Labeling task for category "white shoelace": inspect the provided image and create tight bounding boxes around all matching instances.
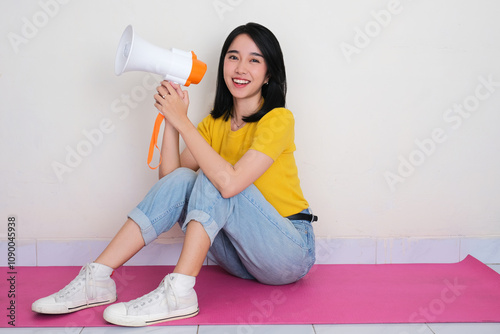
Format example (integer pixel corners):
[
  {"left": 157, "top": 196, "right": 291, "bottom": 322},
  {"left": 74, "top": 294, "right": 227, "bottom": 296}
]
[
  {"left": 57, "top": 264, "right": 96, "bottom": 301},
  {"left": 130, "top": 276, "right": 178, "bottom": 311},
  {"left": 166, "top": 276, "right": 179, "bottom": 309}
]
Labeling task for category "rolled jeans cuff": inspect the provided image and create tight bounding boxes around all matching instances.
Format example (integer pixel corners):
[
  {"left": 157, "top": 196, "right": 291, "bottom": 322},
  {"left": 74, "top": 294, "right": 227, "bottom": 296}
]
[
  {"left": 128, "top": 207, "right": 158, "bottom": 245},
  {"left": 182, "top": 209, "right": 221, "bottom": 245}
]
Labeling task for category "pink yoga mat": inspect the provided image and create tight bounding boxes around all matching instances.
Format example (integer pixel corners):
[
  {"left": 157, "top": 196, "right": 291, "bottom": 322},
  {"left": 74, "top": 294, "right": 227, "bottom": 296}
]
[{"left": 2, "top": 255, "right": 500, "bottom": 327}]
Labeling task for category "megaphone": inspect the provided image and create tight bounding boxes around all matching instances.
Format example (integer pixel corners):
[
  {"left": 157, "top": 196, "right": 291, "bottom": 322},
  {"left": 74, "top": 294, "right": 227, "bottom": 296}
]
[
  {"left": 114, "top": 25, "right": 207, "bottom": 170},
  {"left": 115, "top": 25, "right": 207, "bottom": 86}
]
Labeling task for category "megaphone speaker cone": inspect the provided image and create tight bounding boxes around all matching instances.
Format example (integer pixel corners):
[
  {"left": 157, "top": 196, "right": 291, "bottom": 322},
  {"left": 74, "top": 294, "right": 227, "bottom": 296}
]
[{"left": 115, "top": 25, "right": 134, "bottom": 75}]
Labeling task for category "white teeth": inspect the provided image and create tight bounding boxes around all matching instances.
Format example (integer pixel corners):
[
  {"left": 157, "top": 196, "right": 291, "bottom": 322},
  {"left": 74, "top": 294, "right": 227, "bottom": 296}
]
[{"left": 233, "top": 79, "right": 250, "bottom": 84}]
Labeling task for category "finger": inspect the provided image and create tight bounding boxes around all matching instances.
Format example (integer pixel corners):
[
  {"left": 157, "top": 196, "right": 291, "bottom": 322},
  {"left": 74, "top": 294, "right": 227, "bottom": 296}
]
[
  {"left": 154, "top": 101, "right": 164, "bottom": 115},
  {"left": 159, "top": 80, "right": 169, "bottom": 90},
  {"left": 154, "top": 93, "right": 163, "bottom": 104},
  {"left": 164, "top": 81, "right": 176, "bottom": 96},
  {"left": 169, "top": 82, "right": 184, "bottom": 98},
  {"left": 157, "top": 86, "right": 168, "bottom": 99},
  {"left": 158, "top": 80, "right": 174, "bottom": 94}
]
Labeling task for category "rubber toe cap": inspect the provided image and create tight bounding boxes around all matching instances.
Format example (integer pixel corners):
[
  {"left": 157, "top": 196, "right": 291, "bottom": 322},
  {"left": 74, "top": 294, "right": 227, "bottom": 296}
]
[{"left": 32, "top": 295, "right": 66, "bottom": 314}]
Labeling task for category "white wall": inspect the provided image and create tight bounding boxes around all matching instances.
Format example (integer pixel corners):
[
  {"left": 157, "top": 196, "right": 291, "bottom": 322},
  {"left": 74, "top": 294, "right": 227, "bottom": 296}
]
[{"left": 1, "top": 0, "right": 500, "bottom": 247}]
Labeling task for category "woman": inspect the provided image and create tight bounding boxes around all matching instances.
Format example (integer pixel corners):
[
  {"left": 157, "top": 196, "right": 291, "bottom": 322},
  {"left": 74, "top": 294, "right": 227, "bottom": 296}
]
[{"left": 32, "top": 22, "right": 317, "bottom": 327}]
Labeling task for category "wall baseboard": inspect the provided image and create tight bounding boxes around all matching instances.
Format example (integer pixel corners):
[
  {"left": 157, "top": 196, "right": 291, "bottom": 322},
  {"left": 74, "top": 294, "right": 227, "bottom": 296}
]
[{"left": 2, "top": 236, "right": 499, "bottom": 267}]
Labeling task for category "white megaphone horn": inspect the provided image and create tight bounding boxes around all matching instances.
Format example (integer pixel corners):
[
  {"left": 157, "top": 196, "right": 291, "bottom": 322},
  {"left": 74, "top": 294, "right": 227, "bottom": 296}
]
[{"left": 115, "top": 25, "right": 207, "bottom": 86}]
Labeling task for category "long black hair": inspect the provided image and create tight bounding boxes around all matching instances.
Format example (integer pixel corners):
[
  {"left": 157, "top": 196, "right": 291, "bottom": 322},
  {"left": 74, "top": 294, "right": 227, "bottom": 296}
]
[{"left": 211, "top": 22, "right": 287, "bottom": 123}]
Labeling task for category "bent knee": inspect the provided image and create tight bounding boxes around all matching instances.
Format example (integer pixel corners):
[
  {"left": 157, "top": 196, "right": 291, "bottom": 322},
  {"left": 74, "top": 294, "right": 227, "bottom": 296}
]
[{"left": 165, "top": 167, "right": 197, "bottom": 180}]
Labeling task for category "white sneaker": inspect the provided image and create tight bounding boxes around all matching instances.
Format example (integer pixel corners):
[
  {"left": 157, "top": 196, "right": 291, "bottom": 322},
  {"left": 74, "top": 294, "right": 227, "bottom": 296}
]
[
  {"left": 32, "top": 263, "right": 116, "bottom": 314},
  {"left": 103, "top": 273, "right": 199, "bottom": 327}
]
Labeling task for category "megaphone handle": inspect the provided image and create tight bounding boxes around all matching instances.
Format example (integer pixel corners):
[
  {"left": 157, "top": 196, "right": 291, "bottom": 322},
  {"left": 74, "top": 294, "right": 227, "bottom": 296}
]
[{"left": 147, "top": 113, "right": 165, "bottom": 169}]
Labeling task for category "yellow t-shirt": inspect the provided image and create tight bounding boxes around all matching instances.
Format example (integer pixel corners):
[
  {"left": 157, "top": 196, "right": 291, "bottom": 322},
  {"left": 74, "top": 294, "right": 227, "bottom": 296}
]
[{"left": 197, "top": 107, "right": 309, "bottom": 217}]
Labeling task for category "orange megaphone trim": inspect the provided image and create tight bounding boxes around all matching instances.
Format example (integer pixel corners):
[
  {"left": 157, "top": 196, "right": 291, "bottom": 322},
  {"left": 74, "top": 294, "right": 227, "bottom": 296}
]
[
  {"left": 147, "top": 113, "right": 165, "bottom": 169},
  {"left": 185, "top": 51, "right": 207, "bottom": 86}
]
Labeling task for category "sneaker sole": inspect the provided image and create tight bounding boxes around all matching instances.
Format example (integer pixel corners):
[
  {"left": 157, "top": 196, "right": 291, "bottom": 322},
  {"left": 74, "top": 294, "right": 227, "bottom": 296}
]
[
  {"left": 104, "top": 307, "right": 199, "bottom": 327},
  {"left": 32, "top": 297, "right": 117, "bottom": 314}
]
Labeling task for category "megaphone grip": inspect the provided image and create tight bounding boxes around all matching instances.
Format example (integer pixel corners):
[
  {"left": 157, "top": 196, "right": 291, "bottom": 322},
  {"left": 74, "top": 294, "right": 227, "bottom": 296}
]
[{"left": 147, "top": 113, "right": 165, "bottom": 169}]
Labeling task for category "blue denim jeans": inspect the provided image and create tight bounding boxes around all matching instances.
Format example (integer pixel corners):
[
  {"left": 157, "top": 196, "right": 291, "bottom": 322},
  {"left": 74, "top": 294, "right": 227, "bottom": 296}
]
[{"left": 128, "top": 167, "right": 315, "bottom": 285}]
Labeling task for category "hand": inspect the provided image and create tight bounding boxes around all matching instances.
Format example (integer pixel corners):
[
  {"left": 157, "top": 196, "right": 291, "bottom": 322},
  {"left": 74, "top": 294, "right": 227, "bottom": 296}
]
[{"left": 154, "top": 81, "right": 190, "bottom": 130}]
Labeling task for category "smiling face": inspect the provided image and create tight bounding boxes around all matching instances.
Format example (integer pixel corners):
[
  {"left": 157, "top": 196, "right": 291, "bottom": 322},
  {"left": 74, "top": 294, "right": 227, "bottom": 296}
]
[{"left": 223, "top": 33, "right": 269, "bottom": 106}]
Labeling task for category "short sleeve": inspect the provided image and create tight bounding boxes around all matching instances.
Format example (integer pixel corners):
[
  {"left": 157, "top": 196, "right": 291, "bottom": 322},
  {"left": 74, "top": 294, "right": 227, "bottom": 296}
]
[
  {"left": 250, "top": 108, "right": 295, "bottom": 161},
  {"left": 197, "top": 114, "right": 214, "bottom": 145}
]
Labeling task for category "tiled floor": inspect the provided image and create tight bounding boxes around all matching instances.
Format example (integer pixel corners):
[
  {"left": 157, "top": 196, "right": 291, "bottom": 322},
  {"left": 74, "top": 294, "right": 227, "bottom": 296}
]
[
  {"left": 2, "top": 323, "right": 500, "bottom": 333},
  {"left": 2, "top": 265, "right": 498, "bottom": 333}
]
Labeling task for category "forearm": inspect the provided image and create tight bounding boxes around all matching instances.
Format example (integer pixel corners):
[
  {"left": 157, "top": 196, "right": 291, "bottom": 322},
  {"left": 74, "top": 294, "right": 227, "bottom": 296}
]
[
  {"left": 178, "top": 122, "right": 236, "bottom": 196},
  {"left": 158, "top": 121, "right": 181, "bottom": 179}
]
